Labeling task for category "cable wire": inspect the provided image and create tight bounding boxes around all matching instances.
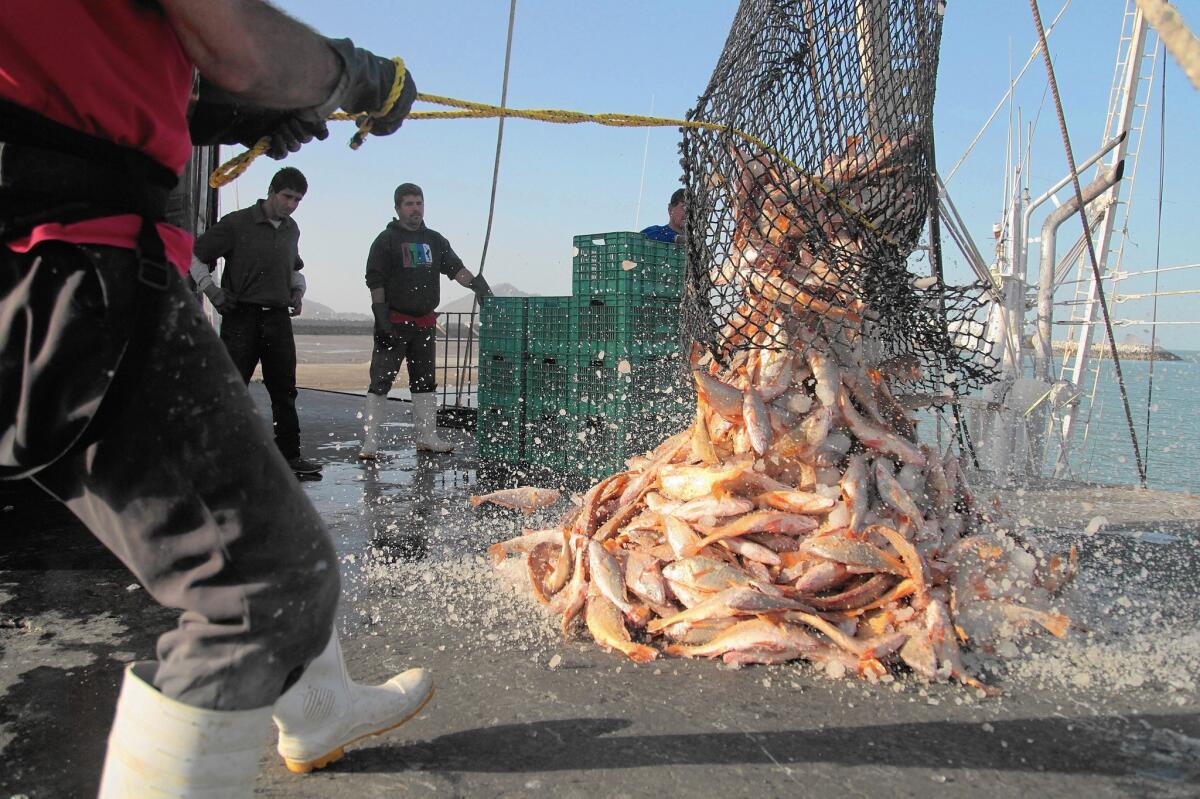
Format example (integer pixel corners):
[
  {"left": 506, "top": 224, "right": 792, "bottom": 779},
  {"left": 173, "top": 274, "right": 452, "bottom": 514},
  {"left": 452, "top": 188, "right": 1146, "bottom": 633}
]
[
  {"left": 1144, "top": 46, "right": 1166, "bottom": 477},
  {"left": 1029, "top": 0, "right": 1147, "bottom": 487},
  {"left": 457, "top": 0, "right": 519, "bottom": 409}
]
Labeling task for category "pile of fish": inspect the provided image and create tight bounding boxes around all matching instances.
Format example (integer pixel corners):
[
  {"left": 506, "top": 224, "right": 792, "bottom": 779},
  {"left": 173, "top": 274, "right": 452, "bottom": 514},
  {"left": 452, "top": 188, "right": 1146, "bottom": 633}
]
[{"left": 479, "top": 136, "right": 1076, "bottom": 690}]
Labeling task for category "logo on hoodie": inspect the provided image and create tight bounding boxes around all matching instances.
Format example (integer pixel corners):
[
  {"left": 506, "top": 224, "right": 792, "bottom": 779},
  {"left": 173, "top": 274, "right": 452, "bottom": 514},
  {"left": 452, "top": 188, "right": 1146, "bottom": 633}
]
[{"left": 403, "top": 243, "right": 434, "bottom": 268}]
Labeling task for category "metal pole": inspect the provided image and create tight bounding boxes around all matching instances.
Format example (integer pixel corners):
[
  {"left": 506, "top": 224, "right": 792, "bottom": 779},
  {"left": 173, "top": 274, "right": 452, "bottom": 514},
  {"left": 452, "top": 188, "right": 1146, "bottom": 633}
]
[
  {"left": 1054, "top": 7, "right": 1149, "bottom": 478},
  {"left": 1034, "top": 163, "right": 1125, "bottom": 383}
]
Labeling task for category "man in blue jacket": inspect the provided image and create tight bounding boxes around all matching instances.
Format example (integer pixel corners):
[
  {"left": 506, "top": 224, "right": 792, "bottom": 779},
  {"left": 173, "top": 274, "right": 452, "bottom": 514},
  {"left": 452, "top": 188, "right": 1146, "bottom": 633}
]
[{"left": 640, "top": 188, "right": 686, "bottom": 243}]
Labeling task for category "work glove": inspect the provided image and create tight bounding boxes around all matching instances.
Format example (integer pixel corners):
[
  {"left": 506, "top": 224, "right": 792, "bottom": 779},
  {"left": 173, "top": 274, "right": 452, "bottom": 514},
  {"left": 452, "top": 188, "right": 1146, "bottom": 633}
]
[
  {"left": 301, "top": 38, "right": 418, "bottom": 139},
  {"left": 290, "top": 272, "right": 306, "bottom": 317},
  {"left": 260, "top": 115, "right": 330, "bottom": 159},
  {"left": 204, "top": 285, "right": 237, "bottom": 316},
  {"left": 372, "top": 302, "right": 397, "bottom": 348},
  {"left": 469, "top": 274, "right": 494, "bottom": 302},
  {"left": 189, "top": 79, "right": 330, "bottom": 158}
]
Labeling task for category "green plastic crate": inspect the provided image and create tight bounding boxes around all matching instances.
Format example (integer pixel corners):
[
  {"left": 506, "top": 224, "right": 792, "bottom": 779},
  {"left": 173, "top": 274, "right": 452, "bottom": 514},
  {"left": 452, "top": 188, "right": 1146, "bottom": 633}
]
[
  {"left": 477, "top": 351, "right": 524, "bottom": 413},
  {"left": 516, "top": 352, "right": 693, "bottom": 479},
  {"left": 526, "top": 296, "right": 575, "bottom": 356},
  {"left": 626, "top": 350, "right": 693, "bottom": 431},
  {"left": 521, "top": 354, "right": 572, "bottom": 472},
  {"left": 476, "top": 351, "right": 525, "bottom": 464},
  {"left": 560, "top": 413, "right": 635, "bottom": 480},
  {"left": 565, "top": 355, "right": 687, "bottom": 433},
  {"left": 568, "top": 355, "right": 628, "bottom": 420},
  {"left": 572, "top": 231, "right": 685, "bottom": 298},
  {"left": 525, "top": 354, "right": 570, "bottom": 415},
  {"left": 557, "top": 403, "right": 690, "bottom": 481},
  {"left": 522, "top": 412, "right": 571, "bottom": 471},
  {"left": 573, "top": 294, "right": 682, "bottom": 358},
  {"left": 478, "top": 297, "right": 527, "bottom": 358},
  {"left": 566, "top": 353, "right": 676, "bottom": 412},
  {"left": 476, "top": 404, "right": 524, "bottom": 464}
]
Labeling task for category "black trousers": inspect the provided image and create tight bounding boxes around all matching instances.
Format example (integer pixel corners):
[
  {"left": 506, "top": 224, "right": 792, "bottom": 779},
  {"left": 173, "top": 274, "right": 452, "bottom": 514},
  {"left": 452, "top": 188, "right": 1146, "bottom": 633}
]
[
  {"left": 368, "top": 321, "right": 437, "bottom": 396},
  {"left": 0, "top": 242, "right": 338, "bottom": 710},
  {"left": 218, "top": 304, "right": 302, "bottom": 459}
]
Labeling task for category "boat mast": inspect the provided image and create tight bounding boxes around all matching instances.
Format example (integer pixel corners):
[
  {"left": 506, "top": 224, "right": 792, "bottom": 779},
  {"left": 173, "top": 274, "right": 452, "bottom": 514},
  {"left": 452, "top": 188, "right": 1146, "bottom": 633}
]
[
  {"left": 975, "top": 40, "right": 1024, "bottom": 480},
  {"left": 1053, "top": 5, "right": 1151, "bottom": 477}
]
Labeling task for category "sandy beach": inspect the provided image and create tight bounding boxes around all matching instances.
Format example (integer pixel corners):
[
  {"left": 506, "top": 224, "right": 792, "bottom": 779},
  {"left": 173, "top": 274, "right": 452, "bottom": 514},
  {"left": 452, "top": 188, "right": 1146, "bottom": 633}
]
[{"left": 269, "top": 334, "right": 478, "bottom": 392}]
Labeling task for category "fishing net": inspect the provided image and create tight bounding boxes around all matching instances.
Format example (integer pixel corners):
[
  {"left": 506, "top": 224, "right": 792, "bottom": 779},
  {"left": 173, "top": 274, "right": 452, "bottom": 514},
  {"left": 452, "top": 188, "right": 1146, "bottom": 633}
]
[
  {"left": 487, "top": 0, "right": 1074, "bottom": 688},
  {"left": 680, "top": 0, "right": 997, "bottom": 396}
]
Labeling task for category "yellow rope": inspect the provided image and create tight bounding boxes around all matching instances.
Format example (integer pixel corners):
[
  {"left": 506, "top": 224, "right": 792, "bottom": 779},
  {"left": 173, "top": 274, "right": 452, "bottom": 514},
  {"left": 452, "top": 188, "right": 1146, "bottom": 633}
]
[
  {"left": 207, "top": 58, "right": 889, "bottom": 241},
  {"left": 332, "top": 56, "right": 409, "bottom": 149},
  {"left": 208, "top": 137, "right": 272, "bottom": 188}
]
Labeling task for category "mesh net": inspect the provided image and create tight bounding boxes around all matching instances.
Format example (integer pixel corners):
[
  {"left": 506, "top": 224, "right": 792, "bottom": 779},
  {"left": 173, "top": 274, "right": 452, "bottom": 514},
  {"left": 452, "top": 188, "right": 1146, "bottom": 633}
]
[
  {"left": 486, "top": 1, "right": 1076, "bottom": 686},
  {"left": 680, "top": 0, "right": 997, "bottom": 396}
]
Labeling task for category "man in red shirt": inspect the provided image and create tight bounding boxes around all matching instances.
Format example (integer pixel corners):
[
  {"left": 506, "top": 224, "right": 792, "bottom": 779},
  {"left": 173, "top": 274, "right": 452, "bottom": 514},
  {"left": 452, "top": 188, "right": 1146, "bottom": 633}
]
[{"left": 1, "top": 2, "right": 430, "bottom": 794}]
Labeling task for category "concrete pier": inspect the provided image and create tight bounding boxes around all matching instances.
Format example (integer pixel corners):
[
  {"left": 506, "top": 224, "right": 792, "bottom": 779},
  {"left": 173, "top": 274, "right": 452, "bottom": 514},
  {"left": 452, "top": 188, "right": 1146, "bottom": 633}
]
[{"left": 2, "top": 387, "right": 1197, "bottom": 797}]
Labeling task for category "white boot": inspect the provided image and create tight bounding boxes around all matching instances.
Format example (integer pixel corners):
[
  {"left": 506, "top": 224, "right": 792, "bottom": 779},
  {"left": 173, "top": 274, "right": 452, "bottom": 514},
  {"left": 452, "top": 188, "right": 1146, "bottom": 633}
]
[
  {"left": 358, "top": 392, "right": 389, "bottom": 460},
  {"left": 98, "top": 662, "right": 272, "bottom": 798},
  {"left": 272, "top": 633, "right": 433, "bottom": 774},
  {"left": 412, "top": 392, "right": 455, "bottom": 453}
]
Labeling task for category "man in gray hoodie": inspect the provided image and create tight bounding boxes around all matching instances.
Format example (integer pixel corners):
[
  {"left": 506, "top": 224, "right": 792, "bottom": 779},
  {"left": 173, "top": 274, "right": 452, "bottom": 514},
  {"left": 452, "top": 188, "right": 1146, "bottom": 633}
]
[{"left": 358, "top": 183, "right": 492, "bottom": 457}]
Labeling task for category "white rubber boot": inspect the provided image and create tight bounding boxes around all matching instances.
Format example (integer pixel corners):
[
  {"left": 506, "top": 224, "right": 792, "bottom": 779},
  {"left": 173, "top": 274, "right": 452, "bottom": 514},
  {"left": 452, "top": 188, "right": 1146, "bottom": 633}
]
[
  {"left": 358, "top": 392, "right": 389, "bottom": 460},
  {"left": 412, "top": 392, "right": 455, "bottom": 453},
  {"left": 98, "top": 662, "right": 272, "bottom": 798},
  {"left": 272, "top": 633, "right": 433, "bottom": 774}
]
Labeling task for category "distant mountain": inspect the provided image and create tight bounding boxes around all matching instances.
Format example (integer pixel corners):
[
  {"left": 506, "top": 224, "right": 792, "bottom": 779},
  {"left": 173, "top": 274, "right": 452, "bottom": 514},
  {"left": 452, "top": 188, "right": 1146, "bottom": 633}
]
[
  {"left": 300, "top": 282, "right": 532, "bottom": 321},
  {"left": 438, "top": 283, "right": 534, "bottom": 314},
  {"left": 301, "top": 299, "right": 370, "bottom": 321}
]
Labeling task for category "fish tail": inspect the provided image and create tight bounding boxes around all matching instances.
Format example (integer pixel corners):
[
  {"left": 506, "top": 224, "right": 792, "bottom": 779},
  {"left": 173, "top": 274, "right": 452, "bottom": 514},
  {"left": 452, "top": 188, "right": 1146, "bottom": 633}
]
[
  {"left": 1039, "top": 613, "right": 1071, "bottom": 639},
  {"left": 561, "top": 604, "right": 582, "bottom": 636},
  {"left": 623, "top": 643, "right": 659, "bottom": 663},
  {"left": 486, "top": 543, "right": 505, "bottom": 564},
  {"left": 626, "top": 605, "right": 653, "bottom": 629}
]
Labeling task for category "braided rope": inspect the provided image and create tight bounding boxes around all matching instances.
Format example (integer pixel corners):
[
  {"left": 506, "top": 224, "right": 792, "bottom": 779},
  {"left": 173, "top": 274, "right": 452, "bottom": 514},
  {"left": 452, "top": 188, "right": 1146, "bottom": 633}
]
[{"left": 207, "top": 61, "right": 891, "bottom": 241}]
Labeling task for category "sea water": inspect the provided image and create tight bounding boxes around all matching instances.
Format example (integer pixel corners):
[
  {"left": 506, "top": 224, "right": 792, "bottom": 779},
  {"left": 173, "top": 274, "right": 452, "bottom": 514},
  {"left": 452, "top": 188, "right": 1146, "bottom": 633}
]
[{"left": 1062, "top": 351, "right": 1200, "bottom": 494}]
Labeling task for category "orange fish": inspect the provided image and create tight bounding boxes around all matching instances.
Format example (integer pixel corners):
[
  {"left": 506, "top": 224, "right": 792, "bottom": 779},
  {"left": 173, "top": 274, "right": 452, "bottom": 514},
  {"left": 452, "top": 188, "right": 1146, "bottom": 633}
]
[{"left": 470, "top": 486, "right": 561, "bottom": 513}]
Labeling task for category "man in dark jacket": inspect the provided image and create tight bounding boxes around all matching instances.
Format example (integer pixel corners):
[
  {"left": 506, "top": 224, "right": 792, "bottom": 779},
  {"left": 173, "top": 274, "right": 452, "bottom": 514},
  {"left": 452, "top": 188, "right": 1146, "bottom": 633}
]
[
  {"left": 358, "top": 183, "right": 492, "bottom": 457},
  {"left": 192, "top": 166, "right": 320, "bottom": 475}
]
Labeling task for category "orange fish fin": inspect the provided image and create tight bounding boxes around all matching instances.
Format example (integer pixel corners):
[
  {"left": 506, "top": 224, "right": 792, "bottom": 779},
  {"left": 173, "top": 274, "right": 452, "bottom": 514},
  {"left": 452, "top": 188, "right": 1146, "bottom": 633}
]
[{"left": 625, "top": 643, "right": 659, "bottom": 663}]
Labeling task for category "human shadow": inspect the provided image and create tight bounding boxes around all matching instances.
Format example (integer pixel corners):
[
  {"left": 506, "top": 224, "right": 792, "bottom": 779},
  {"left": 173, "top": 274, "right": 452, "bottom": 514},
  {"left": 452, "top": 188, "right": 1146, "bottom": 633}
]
[
  {"left": 334, "top": 713, "right": 1199, "bottom": 780},
  {"left": 360, "top": 459, "right": 432, "bottom": 562}
]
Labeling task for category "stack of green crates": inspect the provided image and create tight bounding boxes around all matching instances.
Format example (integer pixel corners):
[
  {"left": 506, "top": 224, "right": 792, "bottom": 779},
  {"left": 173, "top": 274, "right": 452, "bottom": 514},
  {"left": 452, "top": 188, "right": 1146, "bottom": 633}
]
[
  {"left": 475, "top": 231, "right": 692, "bottom": 480},
  {"left": 563, "top": 232, "right": 690, "bottom": 479}
]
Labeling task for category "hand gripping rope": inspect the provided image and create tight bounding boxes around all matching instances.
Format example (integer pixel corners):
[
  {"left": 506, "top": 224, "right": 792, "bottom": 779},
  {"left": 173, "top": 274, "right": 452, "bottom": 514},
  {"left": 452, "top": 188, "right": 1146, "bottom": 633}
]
[{"left": 208, "top": 56, "right": 410, "bottom": 187}]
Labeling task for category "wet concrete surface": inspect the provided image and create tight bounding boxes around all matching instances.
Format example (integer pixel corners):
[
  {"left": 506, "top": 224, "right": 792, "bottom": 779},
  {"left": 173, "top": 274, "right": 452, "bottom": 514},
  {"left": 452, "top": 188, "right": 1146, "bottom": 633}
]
[{"left": 2, "top": 386, "right": 1199, "bottom": 797}]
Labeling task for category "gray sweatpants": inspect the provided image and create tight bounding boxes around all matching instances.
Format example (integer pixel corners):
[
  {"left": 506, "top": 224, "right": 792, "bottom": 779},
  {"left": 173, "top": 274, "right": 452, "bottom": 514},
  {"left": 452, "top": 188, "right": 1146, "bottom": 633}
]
[{"left": 0, "top": 241, "right": 339, "bottom": 710}]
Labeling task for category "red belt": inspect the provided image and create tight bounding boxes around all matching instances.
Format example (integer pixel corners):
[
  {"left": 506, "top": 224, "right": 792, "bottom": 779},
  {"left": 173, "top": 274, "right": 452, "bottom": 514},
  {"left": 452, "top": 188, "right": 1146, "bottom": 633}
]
[{"left": 390, "top": 310, "right": 438, "bottom": 328}]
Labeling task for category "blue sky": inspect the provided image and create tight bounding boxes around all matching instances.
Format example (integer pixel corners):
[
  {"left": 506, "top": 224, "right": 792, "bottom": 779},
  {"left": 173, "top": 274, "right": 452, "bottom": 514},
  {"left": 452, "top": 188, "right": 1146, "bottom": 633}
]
[{"left": 222, "top": 1, "right": 1199, "bottom": 349}]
